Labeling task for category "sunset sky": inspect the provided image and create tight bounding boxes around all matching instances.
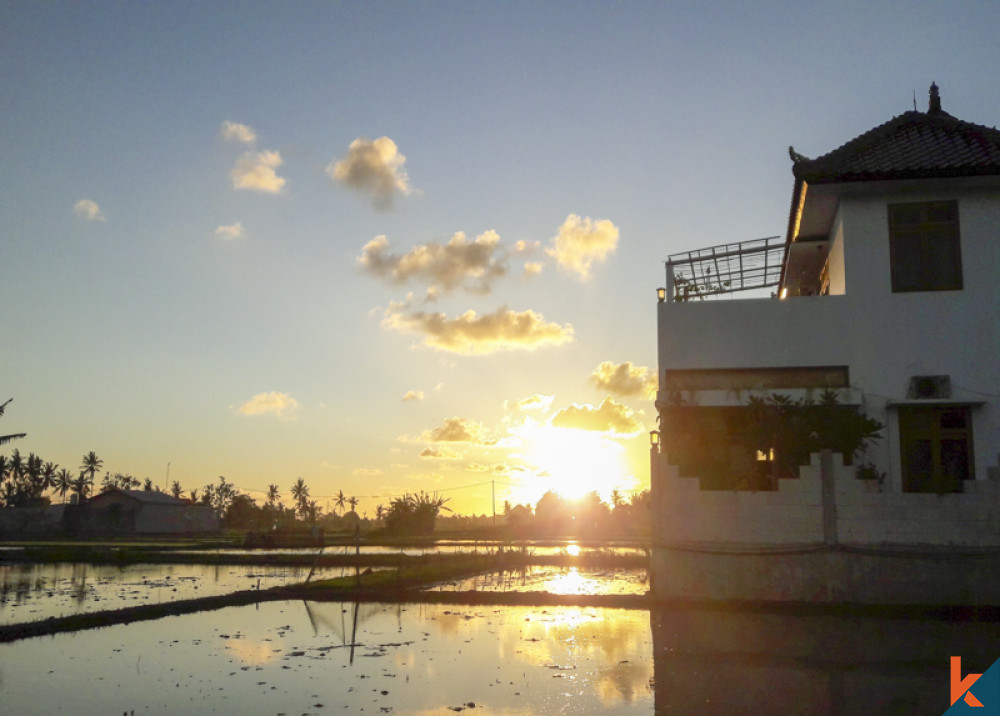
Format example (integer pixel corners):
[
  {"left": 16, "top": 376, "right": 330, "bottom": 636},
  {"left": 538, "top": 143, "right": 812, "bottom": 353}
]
[{"left": 3, "top": 2, "right": 999, "bottom": 515}]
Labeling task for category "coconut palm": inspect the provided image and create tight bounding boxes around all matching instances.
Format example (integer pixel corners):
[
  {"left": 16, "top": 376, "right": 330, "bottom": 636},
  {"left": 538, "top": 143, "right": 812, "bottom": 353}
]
[
  {"left": 290, "top": 478, "right": 310, "bottom": 520},
  {"left": 170, "top": 481, "right": 183, "bottom": 499},
  {"left": 610, "top": 489, "right": 624, "bottom": 510},
  {"left": 80, "top": 451, "right": 103, "bottom": 489},
  {"left": 347, "top": 495, "right": 359, "bottom": 513},
  {"left": 55, "top": 469, "right": 74, "bottom": 503},
  {"left": 42, "top": 462, "right": 58, "bottom": 496},
  {"left": 334, "top": 489, "right": 346, "bottom": 515},
  {"left": 73, "top": 470, "right": 94, "bottom": 502},
  {"left": 266, "top": 483, "right": 281, "bottom": 506},
  {"left": 0, "top": 398, "right": 27, "bottom": 446}
]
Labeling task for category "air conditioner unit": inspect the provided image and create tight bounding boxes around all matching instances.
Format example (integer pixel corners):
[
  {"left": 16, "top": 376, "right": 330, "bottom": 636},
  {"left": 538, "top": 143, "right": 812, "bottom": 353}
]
[{"left": 908, "top": 375, "right": 951, "bottom": 400}]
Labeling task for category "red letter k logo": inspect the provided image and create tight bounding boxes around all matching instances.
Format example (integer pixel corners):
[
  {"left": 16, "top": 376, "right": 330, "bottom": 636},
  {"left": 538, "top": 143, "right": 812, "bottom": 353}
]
[{"left": 952, "top": 656, "right": 985, "bottom": 707}]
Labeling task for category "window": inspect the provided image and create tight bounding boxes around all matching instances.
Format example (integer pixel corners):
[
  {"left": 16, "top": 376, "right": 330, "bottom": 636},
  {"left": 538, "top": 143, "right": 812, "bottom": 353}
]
[
  {"left": 888, "top": 201, "right": 962, "bottom": 292},
  {"left": 898, "top": 406, "right": 974, "bottom": 493}
]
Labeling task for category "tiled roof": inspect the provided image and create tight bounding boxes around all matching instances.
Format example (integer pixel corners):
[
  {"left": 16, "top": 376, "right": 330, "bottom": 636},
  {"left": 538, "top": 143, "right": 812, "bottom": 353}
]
[{"left": 793, "top": 99, "right": 1000, "bottom": 183}]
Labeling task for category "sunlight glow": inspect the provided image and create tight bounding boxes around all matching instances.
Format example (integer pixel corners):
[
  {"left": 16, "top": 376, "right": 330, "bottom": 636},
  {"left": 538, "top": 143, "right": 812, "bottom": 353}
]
[{"left": 510, "top": 423, "right": 631, "bottom": 503}]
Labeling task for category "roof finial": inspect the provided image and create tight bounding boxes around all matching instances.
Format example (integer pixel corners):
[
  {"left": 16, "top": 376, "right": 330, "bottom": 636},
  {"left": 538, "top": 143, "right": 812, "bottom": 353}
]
[{"left": 929, "top": 82, "right": 941, "bottom": 113}]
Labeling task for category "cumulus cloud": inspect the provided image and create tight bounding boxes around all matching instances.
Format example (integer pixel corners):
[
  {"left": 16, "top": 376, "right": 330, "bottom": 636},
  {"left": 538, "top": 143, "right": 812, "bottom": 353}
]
[
  {"left": 358, "top": 231, "right": 507, "bottom": 298},
  {"left": 328, "top": 136, "right": 411, "bottom": 210},
  {"left": 230, "top": 150, "right": 286, "bottom": 193},
  {"left": 220, "top": 121, "right": 257, "bottom": 144},
  {"left": 589, "top": 361, "right": 656, "bottom": 398},
  {"left": 510, "top": 394, "right": 555, "bottom": 412},
  {"left": 524, "top": 262, "right": 545, "bottom": 276},
  {"left": 238, "top": 391, "right": 300, "bottom": 419},
  {"left": 402, "top": 390, "right": 425, "bottom": 402},
  {"left": 73, "top": 199, "right": 105, "bottom": 222},
  {"left": 214, "top": 222, "right": 244, "bottom": 240},
  {"left": 551, "top": 397, "right": 642, "bottom": 436},
  {"left": 423, "top": 417, "right": 490, "bottom": 443},
  {"left": 547, "top": 214, "right": 619, "bottom": 279},
  {"left": 382, "top": 304, "right": 574, "bottom": 355},
  {"left": 420, "top": 446, "right": 461, "bottom": 460}
]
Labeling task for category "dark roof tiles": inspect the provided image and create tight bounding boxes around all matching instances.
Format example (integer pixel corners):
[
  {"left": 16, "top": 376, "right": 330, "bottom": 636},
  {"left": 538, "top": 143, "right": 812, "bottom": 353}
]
[{"left": 793, "top": 108, "right": 1000, "bottom": 183}]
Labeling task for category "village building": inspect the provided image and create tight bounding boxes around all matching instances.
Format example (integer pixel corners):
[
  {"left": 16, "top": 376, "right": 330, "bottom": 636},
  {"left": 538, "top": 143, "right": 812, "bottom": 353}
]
[
  {"left": 73, "top": 488, "right": 219, "bottom": 535},
  {"left": 651, "top": 84, "right": 1000, "bottom": 605}
]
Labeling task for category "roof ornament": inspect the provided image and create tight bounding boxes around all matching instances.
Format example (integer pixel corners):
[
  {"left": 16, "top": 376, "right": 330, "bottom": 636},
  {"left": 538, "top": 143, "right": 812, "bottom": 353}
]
[
  {"left": 929, "top": 82, "right": 941, "bottom": 113},
  {"left": 788, "top": 146, "right": 810, "bottom": 164}
]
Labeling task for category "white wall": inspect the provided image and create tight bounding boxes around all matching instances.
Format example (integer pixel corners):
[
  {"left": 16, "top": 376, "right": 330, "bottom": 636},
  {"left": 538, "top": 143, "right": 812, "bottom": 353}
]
[{"left": 657, "top": 182, "right": 1000, "bottom": 484}]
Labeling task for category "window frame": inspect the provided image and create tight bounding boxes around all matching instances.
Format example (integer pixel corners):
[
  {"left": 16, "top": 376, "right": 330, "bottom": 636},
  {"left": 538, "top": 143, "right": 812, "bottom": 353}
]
[
  {"left": 887, "top": 200, "right": 963, "bottom": 293},
  {"left": 898, "top": 405, "right": 974, "bottom": 493}
]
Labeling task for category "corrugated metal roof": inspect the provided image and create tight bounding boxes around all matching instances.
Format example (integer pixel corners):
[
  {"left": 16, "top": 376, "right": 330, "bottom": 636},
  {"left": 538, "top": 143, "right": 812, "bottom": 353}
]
[{"left": 92, "top": 488, "right": 191, "bottom": 505}]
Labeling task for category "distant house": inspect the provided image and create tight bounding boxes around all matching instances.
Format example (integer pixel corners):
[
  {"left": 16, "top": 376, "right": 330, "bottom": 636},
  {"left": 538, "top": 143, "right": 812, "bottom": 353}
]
[
  {"left": 73, "top": 488, "right": 219, "bottom": 535},
  {"left": 651, "top": 85, "right": 1000, "bottom": 605}
]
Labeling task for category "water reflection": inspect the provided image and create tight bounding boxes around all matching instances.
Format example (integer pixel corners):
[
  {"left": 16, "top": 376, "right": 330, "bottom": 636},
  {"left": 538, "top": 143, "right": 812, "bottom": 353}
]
[
  {"left": 650, "top": 607, "right": 1000, "bottom": 715},
  {"left": 430, "top": 565, "right": 648, "bottom": 595}
]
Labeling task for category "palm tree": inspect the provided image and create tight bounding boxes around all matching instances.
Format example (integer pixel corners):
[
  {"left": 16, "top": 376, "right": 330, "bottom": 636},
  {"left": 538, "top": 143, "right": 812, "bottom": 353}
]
[
  {"left": 347, "top": 495, "right": 359, "bottom": 514},
  {"left": 0, "top": 398, "right": 27, "bottom": 446},
  {"left": 55, "top": 469, "right": 74, "bottom": 503},
  {"left": 334, "top": 489, "right": 346, "bottom": 516},
  {"left": 610, "top": 489, "right": 624, "bottom": 511},
  {"left": 42, "top": 462, "right": 58, "bottom": 497},
  {"left": 80, "top": 452, "right": 103, "bottom": 489},
  {"left": 266, "top": 483, "right": 281, "bottom": 506},
  {"left": 73, "top": 470, "right": 94, "bottom": 502},
  {"left": 375, "top": 504, "right": 385, "bottom": 522},
  {"left": 290, "top": 478, "right": 309, "bottom": 520},
  {"left": 189, "top": 488, "right": 199, "bottom": 503},
  {"left": 170, "top": 481, "right": 183, "bottom": 499}
]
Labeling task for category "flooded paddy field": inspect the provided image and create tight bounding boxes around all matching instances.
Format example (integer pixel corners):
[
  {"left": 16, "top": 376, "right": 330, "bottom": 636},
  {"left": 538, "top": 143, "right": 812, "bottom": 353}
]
[
  {"left": 0, "top": 562, "right": 386, "bottom": 625},
  {"left": 0, "top": 599, "right": 655, "bottom": 715}
]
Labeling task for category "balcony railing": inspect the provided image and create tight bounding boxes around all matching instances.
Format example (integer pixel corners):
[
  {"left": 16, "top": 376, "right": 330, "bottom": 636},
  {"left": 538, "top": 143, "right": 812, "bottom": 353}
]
[{"left": 665, "top": 236, "right": 784, "bottom": 301}]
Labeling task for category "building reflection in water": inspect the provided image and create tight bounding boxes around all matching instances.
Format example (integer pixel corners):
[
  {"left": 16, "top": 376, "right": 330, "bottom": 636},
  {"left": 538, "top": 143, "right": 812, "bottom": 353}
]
[{"left": 651, "top": 606, "right": 1000, "bottom": 715}]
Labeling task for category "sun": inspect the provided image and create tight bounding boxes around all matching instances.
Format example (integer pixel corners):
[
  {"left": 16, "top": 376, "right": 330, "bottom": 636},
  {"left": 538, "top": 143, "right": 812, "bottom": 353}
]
[{"left": 513, "top": 424, "right": 631, "bottom": 502}]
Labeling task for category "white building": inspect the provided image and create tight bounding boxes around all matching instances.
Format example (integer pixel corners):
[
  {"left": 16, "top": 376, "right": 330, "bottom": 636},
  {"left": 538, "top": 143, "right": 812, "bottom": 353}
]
[{"left": 651, "top": 85, "right": 1000, "bottom": 604}]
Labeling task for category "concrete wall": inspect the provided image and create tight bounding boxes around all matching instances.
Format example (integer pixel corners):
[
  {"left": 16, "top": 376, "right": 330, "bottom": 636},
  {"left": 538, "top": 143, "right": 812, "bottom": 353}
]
[
  {"left": 657, "top": 183, "right": 1000, "bottom": 485},
  {"left": 651, "top": 450, "right": 1000, "bottom": 604},
  {"left": 654, "top": 450, "right": 1000, "bottom": 548}
]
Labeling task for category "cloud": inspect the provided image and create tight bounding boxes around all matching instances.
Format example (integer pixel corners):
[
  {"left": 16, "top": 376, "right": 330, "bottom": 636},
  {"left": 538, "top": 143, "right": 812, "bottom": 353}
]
[
  {"left": 510, "top": 394, "right": 555, "bottom": 412},
  {"left": 230, "top": 150, "right": 286, "bottom": 193},
  {"left": 328, "top": 136, "right": 412, "bottom": 209},
  {"left": 423, "top": 417, "right": 490, "bottom": 443},
  {"left": 214, "top": 222, "right": 245, "bottom": 240},
  {"left": 547, "top": 214, "right": 619, "bottom": 279},
  {"left": 238, "top": 391, "right": 299, "bottom": 419},
  {"left": 352, "top": 468, "right": 382, "bottom": 476},
  {"left": 589, "top": 361, "right": 656, "bottom": 398},
  {"left": 358, "top": 231, "right": 507, "bottom": 298},
  {"left": 73, "top": 199, "right": 105, "bottom": 222},
  {"left": 420, "top": 446, "right": 461, "bottom": 460},
  {"left": 551, "top": 397, "right": 642, "bottom": 436},
  {"left": 402, "top": 390, "right": 425, "bottom": 402},
  {"left": 220, "top": 121, "right": 257, "bottom": 144},
  {"left": 382, "top": 304, "right": 574, "bottom": 355},
  {"left": 524, "top": 262, "right": 545, "bottom": 276}
]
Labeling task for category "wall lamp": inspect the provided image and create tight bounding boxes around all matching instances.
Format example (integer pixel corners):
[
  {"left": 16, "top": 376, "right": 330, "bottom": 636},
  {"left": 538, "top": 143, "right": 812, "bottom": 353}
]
[
  {"left": 649, "top": 430, "right": 660, "bottom": 447},
  {"left": 657, "top": 287, "right": 666, "bottom": 303}
]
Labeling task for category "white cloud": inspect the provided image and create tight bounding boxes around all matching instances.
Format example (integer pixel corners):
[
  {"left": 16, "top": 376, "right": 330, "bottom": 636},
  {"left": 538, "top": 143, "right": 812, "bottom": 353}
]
[
  {"left": 551, "top": 397, "right": 642, "bottom": 436},
  {"left": 214, "top": 222, "right": 245, "bottom": 240},
  {"left": 358, "top": 231, "right": 507, "bottom": 298},
  {"left": 547, "top": 214, "right": 619, "bottom": 279},
  {"left": 230, "top": 150, "right": 286, "bottom": 193},
  {"left": 402, "top": 390, "right": 425, "bottom": 402},
  {"left": 73, "top": 199, "right": 105, "bottom": 222},
  {"left": 328, "top": 136, "right": 412, "bottom": 210},
  {"left": 589, "top": 361, "right": 656, "bottom": 398},
  {"left": 524, "top": 262, "right": 545, "bottom": 276},
  {"left": 238, "top": 391, "right": 299, "bottom": 419},
  {"left": 220, "top": 121, "right": 257, "bottom": 144},
  {"left": 382, "top": 303, "right": 574, "bottom": 355},
  {"left": 510, "top": 394, "right": 555, "bottom": 412}
]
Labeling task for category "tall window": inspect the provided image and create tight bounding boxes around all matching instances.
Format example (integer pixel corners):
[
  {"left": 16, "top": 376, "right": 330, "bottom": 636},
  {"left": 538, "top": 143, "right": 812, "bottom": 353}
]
[
  {"left": 888, "top": 201, "right": 962, "bottom": 292},
  {"left": 899, "top": 406, "right": 974, "bottom": 493}
]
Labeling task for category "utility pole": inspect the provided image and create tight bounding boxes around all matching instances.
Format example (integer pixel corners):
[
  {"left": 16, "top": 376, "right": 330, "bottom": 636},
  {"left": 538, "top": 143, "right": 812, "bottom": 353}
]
[{"left": 492, "top": 480, "right": 496, "bottom": 529}]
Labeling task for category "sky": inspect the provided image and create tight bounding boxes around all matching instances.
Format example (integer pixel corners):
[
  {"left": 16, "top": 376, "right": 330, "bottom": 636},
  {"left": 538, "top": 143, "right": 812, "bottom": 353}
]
[{"left": 3, "top": 1, "right": 1000, "bottom": 516}]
